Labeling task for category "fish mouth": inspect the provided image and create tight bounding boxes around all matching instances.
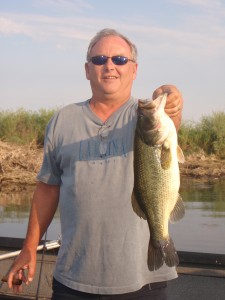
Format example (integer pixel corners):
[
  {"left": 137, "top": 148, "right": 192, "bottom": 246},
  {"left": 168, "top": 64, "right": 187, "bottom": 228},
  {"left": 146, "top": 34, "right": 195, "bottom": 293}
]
[{"left": 138, "top": 99, "right": 156, "bottom": 109}]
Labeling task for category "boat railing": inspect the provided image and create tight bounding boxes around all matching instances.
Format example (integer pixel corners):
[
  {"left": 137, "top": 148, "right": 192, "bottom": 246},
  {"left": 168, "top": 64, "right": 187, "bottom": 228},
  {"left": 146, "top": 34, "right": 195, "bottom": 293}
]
[{"left": 0, "top": 239, "right": 60, "bottom": 261}]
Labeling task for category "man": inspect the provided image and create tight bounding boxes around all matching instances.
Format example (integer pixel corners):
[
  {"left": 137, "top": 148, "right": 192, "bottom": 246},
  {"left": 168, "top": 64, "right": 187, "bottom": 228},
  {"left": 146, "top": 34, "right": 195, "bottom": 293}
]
[{"left": 7, "top": 28, "right": 183, "bottom": 299}]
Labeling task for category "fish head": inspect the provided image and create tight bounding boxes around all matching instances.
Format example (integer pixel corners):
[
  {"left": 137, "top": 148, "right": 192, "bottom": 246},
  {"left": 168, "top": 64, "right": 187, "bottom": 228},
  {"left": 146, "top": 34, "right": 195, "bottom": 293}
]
[{"left": 137, "top": 94, "right": 168, "bottom": 145}]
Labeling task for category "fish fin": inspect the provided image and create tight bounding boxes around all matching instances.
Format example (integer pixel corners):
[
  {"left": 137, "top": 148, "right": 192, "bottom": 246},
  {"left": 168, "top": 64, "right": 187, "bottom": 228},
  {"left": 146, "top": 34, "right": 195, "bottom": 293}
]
[
  {"left": 148, "top": 240, "right": 164, "bottom": 271},
  {"left": 162, "top": 238, "right": 179, "bottom": 268},
  {"left": 170, "top": 195, "right": 185, "bottom": 223},
  {"left": 177, "top": 145, "right": 185, "bottom": 163},
  {"left": 148, "top": 238, "right": 179, "bottom": 271},
  {"left": 160, "top": 145, "right": 172, "bottom": 170},
  {"left": 131, "top": 192, "right": 147, "bottom": 220}
]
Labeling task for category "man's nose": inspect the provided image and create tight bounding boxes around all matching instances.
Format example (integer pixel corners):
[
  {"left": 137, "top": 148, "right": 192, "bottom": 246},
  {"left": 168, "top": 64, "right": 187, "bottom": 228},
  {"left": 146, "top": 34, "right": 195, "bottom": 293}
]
[{"left": 104, "top": 57, "right": 115, "bottom": 68}]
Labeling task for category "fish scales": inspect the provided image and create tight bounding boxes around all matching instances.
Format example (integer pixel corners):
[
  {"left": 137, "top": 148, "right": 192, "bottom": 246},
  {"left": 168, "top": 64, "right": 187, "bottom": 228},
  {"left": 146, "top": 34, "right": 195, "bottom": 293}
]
[
  {"left": 133, "top": 93, "right": 185, "bottom": 271},
  {"left": 134, "top": 136, "right": 180, "bottom": 240}
]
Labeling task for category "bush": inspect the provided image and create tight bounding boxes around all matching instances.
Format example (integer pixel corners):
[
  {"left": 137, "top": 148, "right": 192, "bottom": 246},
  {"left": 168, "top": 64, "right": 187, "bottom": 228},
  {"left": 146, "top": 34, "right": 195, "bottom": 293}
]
[
  {"left": 1, "top": 108, "right": 225, "bottom": 159},
  {"left": 179, "top": 111, "right": 225, "bottom": 159},
  {"left": 0, "top": 108, "right": 55, "bottom": 146}
]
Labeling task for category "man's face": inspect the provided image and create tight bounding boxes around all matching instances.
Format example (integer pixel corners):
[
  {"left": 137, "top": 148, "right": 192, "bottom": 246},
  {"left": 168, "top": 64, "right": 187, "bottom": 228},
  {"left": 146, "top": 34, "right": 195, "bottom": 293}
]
[{"left": 85, "top": 36, "right": 138, "bottom": 100}]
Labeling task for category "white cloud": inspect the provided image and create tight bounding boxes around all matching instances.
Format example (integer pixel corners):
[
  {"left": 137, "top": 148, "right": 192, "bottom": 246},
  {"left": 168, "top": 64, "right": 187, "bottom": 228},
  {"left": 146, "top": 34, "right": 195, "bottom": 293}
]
[
  {"left": 0, "top": 8, "right": 224, "bottom": 59},
  {"left": 170, "top": 0, "right": 223, "bottom": 9},
  {"left": 0, "top": 13, "right": 93, "bottom": 42},
  {"left": 170, "top": 0, "right": 225, "bottom": 20},
  {"left": 34, "top": 0, "right": 93, "bottom": 11},
  {"left": 165, "top": 0, "right": 225, "bottom": 57},
  {"left": 0, "top": 17, "right": 32, "bottom": 36}
]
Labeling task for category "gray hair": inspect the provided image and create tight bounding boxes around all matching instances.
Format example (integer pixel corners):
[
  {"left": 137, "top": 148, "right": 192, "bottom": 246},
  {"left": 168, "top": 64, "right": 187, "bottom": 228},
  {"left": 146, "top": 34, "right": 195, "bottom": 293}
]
[{"left": 86, "top": 28, "right": 138, "bottom": 62}]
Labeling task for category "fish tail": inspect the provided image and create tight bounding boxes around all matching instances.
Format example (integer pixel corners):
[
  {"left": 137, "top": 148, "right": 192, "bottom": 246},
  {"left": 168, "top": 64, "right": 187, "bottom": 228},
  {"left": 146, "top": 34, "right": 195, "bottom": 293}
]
[
  {"left": 148, "top": 240, "right": 164, "bottom": 271},
  {"left": 148, "top": 238, "right": 179, "bottom": 271},
  {"left": 162, "top": 238, "right": 179, "bottom": 268}
]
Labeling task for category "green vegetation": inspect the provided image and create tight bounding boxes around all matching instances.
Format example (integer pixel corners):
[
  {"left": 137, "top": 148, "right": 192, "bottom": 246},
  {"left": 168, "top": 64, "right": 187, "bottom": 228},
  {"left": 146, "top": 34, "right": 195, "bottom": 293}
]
[
  {"left": 178, "top": 111, "right": 225, "bottom": 159},
  {"left": 0, "top": 109, "right": 225, "bottom": 158},
  {"left": 0, "top": 108, "right": 55, "bottom": 146}
]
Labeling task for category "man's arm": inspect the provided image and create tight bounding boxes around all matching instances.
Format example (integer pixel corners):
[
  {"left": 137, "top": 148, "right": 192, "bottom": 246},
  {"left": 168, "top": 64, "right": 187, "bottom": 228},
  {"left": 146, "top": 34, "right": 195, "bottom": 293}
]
[
  {"left": 7, "top": 181, "right": 59, "bottom": 292},
  {"left": 152, "top": 84, "right": 183, "bottom": 131}
]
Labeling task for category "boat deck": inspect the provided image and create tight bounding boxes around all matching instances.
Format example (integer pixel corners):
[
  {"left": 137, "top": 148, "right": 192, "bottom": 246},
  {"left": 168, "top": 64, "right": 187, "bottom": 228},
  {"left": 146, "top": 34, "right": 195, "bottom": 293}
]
[
  {"left": 168, "top": 264, "right": 225, "bottom": 299},
  {"left": 0, "top": 238, "right": 224, "bottom": 300}
]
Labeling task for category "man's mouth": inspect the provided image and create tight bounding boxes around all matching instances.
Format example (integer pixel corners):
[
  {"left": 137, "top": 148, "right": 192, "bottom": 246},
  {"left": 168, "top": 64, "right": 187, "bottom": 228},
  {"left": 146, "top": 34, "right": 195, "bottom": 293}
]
[{"left": 103, "top": 76, "right": 117, "bottom": 79}]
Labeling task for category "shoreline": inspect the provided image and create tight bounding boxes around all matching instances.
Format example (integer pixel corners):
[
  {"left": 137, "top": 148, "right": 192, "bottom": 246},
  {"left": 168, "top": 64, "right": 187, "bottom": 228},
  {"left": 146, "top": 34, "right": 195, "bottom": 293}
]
[{"left": 1, "top": 141, "right": 225, "bottom": 193}]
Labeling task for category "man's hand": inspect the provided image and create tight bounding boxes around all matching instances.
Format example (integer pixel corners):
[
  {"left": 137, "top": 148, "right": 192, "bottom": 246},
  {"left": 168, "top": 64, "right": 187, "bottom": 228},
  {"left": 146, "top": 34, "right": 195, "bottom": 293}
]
[
  {"left": 5, "top": 182, "right": 59, "bottom": 293},
  {"left": 6, "top": 247, "right": 36, "bottom": 293},
  {"left": 153, "top": 84, "right": 183, "bottom": 130}
]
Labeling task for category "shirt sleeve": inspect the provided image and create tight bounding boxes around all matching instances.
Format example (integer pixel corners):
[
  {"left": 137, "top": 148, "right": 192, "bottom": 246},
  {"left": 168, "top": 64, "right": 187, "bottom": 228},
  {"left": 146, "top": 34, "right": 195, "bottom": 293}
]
[{"left": 37, "top": 114, "right": 62, "bottom": 185}]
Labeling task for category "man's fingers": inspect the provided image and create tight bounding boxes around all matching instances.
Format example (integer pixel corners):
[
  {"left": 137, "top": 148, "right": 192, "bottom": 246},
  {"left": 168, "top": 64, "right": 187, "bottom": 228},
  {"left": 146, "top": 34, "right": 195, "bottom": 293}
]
[
  {"left": 27, "top": 267, "right": 35, "bottom": 284},
  {"left": 7, "top": 271, "right": 21, "bottom": 289},
  {"left": 1, "top": 275, "right": 22, "bottom": 286},
  {"left": 7, "top": 266, "right": 29, "bottom": 288},
  {"left": 152, "top": 87, "right": 164, "bottom": 99}
]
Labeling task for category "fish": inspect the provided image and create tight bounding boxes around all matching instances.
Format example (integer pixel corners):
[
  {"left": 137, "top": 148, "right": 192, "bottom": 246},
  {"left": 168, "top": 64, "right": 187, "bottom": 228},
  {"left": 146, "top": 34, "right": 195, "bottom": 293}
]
[{"left": 132, "top": 93, "right": 185, "bottom": 271}]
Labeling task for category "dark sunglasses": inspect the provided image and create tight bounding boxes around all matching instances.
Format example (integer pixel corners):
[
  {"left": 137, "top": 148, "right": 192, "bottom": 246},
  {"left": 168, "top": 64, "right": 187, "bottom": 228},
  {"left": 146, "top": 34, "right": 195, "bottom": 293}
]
[{"left": 89, "top": 55, "right": 135, "bottom": 66}]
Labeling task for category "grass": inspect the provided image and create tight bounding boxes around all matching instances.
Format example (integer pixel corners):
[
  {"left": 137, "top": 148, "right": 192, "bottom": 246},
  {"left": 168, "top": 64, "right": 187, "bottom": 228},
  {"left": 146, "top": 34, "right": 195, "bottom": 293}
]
[
  {"left": 178, "top": 111, "right": 225, "bottom": 159},
  {"left": 0, "top": 108, "right": 55, "bottom": 146},
  {"left": 0, "top": 108, "right": 225, "bottom": 159}
]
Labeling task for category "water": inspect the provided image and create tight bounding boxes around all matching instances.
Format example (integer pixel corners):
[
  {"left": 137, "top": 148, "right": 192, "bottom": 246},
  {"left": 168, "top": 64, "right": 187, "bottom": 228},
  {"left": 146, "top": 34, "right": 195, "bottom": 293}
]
[
  {"left": 0, "top": 178, "right": 225, "bottom": 254},
  {"left": 170, "top": 177, "right": 225, "bottom": 254},
  {"left": 0, "top": 188, "right": 61, "bottom": 241}
]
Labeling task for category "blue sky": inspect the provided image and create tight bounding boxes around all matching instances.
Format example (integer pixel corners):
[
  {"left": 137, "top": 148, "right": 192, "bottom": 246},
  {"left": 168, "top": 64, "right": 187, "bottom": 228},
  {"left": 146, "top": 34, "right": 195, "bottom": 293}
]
[{"left": 0, "top": 0, "right": 225, "bottom": 121}]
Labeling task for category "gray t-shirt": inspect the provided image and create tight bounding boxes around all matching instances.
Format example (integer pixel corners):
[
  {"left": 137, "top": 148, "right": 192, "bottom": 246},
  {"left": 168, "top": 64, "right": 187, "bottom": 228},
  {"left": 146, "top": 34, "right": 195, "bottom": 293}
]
[{"left": 37, "top": 97, "right": 177, "bottom": 294}]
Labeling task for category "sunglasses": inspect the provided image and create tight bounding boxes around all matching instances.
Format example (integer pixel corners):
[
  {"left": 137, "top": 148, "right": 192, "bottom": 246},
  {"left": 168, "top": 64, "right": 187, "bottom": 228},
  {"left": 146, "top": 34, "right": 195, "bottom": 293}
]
[{"left": 89, "top": 55, "right": 135, "bottom": 66}]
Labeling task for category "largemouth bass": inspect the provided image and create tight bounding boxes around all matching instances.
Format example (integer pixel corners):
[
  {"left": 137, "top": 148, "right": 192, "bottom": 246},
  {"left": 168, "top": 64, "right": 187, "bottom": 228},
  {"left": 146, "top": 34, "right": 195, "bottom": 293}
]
[{"left": 133, "top": 93, "right": 185, "bottom": 271}]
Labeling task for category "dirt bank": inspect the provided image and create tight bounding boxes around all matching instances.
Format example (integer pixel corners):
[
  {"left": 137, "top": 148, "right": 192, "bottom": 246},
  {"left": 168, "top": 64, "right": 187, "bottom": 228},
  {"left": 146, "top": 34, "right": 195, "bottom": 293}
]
[
  {"left": 1, "top": 141, "right": 225, "bottom": 193},
  {"left": 0, "top": 141, "right": 43, "bottom": 192},
  {"left": 180, "top": 151, "right": 225, "bottom": 181}
]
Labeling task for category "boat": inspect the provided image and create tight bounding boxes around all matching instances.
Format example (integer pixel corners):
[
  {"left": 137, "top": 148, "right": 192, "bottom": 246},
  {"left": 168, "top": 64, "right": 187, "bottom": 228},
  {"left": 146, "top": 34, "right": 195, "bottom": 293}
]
[
  {"left": 0, "top": 237, "right": 59, "bottom": 300},
  {"left": 0, "top": 237, "right": 225, "bottom": 300}
]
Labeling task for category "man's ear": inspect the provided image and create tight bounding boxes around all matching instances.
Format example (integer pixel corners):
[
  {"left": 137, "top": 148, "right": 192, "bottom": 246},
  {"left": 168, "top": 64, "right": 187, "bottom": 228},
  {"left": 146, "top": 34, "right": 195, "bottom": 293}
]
[
  {"left": 132, "top": 63, "right": 138, "bottom": 80},
  {"left": 85, "top": 62, "right": 90, "bottom": 80}
]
